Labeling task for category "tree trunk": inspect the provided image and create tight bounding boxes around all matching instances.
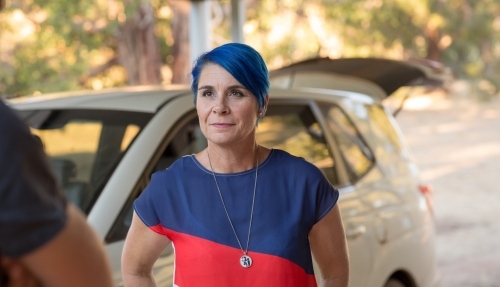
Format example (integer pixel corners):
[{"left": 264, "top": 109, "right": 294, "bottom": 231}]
[
  {"left": 116, "top": 2, "right": 162, "bottom": 85},
  {"left": 425, "top": 25, "right": 441, "bottom": 62},
  {"left": 481, "top": 39, "right": 495, "bottom": 79},
  {"left": 170, "top": 0, "right": 191, "bottom": 84},
  {"left": 425, "top": 1, "right": 445, "bottom": 62}
]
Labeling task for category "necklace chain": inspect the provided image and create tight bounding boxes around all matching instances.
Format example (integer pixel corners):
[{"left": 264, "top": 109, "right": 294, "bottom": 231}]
[{"left": 207, "top": 146, "right": 259, "bottom": 257}]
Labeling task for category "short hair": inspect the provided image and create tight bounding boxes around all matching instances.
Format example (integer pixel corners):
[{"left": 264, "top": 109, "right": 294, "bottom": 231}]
[{"left": 190, "top": 43, "right": 269, "bottom": 109}]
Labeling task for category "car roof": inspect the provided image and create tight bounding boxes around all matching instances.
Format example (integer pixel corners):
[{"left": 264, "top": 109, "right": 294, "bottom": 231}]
[
  {"left": 8, "top": 83, "right": 376, "bottom": 114},
  {"left": 8, "top": 85, "right": 192, "bottom": 113},
  {"left": 269, "top": 57, "right": 452, "bottom": 97},
  {"left": 10, "top": 86, "right": 378, "bottom": 114}
]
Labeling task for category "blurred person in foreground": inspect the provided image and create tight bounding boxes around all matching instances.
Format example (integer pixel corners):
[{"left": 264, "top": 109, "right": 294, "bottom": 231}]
[
  {"left": 0, "top": 100, "right": 114, "bottom": 287},
  {"left": 122, "top": 43, "right": 349, "bottom": 287}
]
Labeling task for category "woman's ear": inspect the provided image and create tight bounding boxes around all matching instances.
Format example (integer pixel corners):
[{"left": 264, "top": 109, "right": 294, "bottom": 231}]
[{"left": 262, "top": 95, "right": 269, "bottom": 116}]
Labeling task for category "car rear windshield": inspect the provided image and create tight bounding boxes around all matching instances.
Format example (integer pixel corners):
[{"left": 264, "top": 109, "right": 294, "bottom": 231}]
[{"left": 16, "top": 109, "right": 153, "bottom": 214}]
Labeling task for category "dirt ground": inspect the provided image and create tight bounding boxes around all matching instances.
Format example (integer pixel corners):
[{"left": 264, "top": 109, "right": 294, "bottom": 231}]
[{"left": 394, "top": 91, "right": 500, "bottom": 287}]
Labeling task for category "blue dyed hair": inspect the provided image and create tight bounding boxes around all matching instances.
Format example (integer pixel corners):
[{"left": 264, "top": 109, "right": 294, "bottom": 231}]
[{"left": 190, "top": 43, "right": 269, "bottom": 110}]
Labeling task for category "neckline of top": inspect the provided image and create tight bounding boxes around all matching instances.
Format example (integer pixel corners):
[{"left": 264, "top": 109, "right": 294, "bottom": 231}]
[{"left": 190, "top": 148, "right": 275, "bottom": 176}]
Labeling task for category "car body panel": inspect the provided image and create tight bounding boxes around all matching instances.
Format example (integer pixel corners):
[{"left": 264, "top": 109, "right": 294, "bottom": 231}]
[
  {"left": 269, "top": 57, "right": 451, "bottom": 97},
  {"left": 87, "top": 94, "right": 194, "bottom": 237},
  {"left": 9, "top": 85, "right": 190, "bottom": 113}
]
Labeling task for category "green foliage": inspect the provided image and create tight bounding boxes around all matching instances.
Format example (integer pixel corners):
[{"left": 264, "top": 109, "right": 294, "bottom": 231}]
[
  {"left": 0, "top": 0, "right": 173, "bottom": 97},
  {"left": 2, "top": 0, "right": 500, "bottom": 97},
  {"left": 246, "top": 0, "right": 500, "bottom": 94}
]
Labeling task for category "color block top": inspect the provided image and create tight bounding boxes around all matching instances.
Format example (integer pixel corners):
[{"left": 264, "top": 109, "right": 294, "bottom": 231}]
[{"left": 135, "top": 149, "right": 339, "bottom": 287}]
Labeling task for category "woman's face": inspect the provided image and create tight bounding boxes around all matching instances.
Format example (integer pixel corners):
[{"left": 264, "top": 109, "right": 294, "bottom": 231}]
[{"left": 196, "top": 63, "right": 262, "bottom": 147}]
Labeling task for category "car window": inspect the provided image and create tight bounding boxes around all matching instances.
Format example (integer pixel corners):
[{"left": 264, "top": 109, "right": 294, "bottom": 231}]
[
  {"left": 319, "top": 104, "right": 374, "bottom": 184},
  {"left": 256, "top": 103, "right": 338, "bottom": 186},
  {"left": 18, "top": 109, "right": 152, "bottom": 214},
  {"left": 363, "top": 104, "right": 411, "bottom": 176},
  {"left": 365, "top": 104, "right": 404, "bottom": 155},
  {"left": 106, "top": 114, "right": 207, "bottom": 243},
  {"left": 152, "top": 117, "right": 207, "bottom": 173}
]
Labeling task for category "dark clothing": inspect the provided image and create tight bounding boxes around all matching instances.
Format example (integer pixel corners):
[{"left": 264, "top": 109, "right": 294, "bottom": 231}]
[{"left": 0, "top": 100, "right": 67, "bottom": 257}]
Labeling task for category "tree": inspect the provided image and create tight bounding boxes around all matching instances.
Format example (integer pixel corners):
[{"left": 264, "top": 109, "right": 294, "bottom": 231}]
[
  {"left": 170, "top": 0, "right": 190, "bottom": 84},
  {"left": 0, "top": 0, "right": 171, "bottom": 97},
  {"left": 116, "top": 2, "right": 162, "bottom": 85},
  {"left": 246, "top": 0, "right": 500, "bottom": 93},
  {"left": 2, "top": 0, "right": 500, "bottom": 97}
]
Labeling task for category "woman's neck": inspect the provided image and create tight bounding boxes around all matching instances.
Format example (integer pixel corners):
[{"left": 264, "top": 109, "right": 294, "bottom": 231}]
[{"left": 204, "top": 142, "right": 259, "bottom": 174}]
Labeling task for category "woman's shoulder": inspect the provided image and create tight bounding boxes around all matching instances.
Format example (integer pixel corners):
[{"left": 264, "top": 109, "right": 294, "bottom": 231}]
[
  {"left": 268, "top": 149, "right": 323, "bottom": 174},
  {"left": 271, "top": 149, "right": 310, "bottom": 164},
  {"left": 150, "top": 155, "right": 201, "bottom": 179}
]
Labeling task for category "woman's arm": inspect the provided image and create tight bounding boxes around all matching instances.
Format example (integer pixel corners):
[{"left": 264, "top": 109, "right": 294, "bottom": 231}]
[
  {"left": 309, "top": 204, "right": 349, "bottom": 287},
  {"left": 122, "top": 211, "right": 171, "bottom": 287}
]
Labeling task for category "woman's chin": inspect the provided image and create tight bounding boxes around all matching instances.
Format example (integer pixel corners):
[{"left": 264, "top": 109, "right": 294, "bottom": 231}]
[{"left": 207, "top": 136, "right": 251, "bottom": 147}]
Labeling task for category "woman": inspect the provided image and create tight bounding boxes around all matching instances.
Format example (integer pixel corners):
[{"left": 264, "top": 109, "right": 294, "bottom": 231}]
[{"left": 122, "top": 43, "right": 349, "bottom": 287}]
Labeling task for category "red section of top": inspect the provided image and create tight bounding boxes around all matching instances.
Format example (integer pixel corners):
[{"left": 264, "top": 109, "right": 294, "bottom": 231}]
[{"left": 151, "top": 224, "right": 317, "bottom": 287}]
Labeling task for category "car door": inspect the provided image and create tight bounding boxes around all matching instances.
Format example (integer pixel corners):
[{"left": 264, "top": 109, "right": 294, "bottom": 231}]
[
  {"left": 256, "top": 99, "right": 375, "bottom": 287},
  {"left": 345, "top": 101, "right": 431, "bottom": 286},
  {"left": 314, "top": 100, "right": 376, "bottom": 287},
  {"left": 319, "top": 97, "right": 433, "bottom": 286}
]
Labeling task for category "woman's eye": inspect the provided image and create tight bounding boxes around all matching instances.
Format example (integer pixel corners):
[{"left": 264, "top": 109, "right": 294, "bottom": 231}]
[
  {"left": 230, "top": 90, "right": 244, "bottom": 97},
  {"left": 202, "top": 91, "right": 214, "bottom": 97}
]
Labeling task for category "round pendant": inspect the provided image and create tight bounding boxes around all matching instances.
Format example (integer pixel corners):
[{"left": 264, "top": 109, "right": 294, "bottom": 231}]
[{"left": 240, "top": 254, "right": 252, "bottom": 268}]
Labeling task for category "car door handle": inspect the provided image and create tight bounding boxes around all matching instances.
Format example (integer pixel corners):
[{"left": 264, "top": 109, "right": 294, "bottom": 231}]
[{"left": 345, "top": 225, "right": 366, "bottom": 240}]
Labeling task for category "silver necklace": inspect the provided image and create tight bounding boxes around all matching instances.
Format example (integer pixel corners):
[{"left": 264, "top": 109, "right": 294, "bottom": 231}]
[{"left": 206, "top": 147, "right": 259, "bottom": 268}]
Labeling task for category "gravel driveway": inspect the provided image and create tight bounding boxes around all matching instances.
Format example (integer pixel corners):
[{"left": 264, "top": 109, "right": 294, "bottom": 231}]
[{"left": 395, "top": 92, "right": 500, "bottom": 287}]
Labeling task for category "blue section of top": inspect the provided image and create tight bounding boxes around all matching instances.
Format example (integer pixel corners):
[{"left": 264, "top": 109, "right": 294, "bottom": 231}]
[{"left": 134, "top": 149, "right": 339, "bottom": 275}]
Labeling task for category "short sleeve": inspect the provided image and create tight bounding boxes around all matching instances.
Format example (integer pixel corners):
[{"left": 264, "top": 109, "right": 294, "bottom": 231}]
[
  {"left": 134, "top": 171, "right": 165, "bottom": 231},
  {"left": 0, "top": 102, "right": 67, "bottom": 257},
  {"left": 314, "top": 172, "right": 340, "bottom": 223}
]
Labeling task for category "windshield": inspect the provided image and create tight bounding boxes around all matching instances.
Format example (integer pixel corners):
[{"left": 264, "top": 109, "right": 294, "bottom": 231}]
[{"left": 16, "top": 109, "right": 153, "bottom": 214}]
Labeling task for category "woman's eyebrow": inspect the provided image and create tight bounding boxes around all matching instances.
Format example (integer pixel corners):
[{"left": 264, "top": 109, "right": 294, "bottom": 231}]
[
  {"left": 198, "top": 85, "right": 213, "bottom": 90},
  {"left": 198, "top": 85, "right": 247, "bottom": 90},
  {"left": 227, "top": 85, "right": 247, "bottom": 90}
]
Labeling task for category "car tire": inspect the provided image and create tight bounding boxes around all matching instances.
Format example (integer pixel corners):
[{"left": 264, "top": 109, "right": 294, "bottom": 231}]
[{"left": 384, "top": 278, "right": 406, "bottom": 287}]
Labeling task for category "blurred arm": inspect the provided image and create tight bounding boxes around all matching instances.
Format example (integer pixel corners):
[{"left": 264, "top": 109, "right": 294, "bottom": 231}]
[
  {"left": 122, "top": 211, "right": 171, "bottom": 287},
  {"left": 19, "top": 204, "right": 114, "bottom": 287},
  {"left": 309, "top": 204, "right": 349, "bottom": 287}
]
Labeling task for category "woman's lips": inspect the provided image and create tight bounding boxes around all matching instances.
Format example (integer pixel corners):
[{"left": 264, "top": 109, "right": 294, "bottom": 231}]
[{"left": 211, "top": 123, "right": 234, "bottom": 128}]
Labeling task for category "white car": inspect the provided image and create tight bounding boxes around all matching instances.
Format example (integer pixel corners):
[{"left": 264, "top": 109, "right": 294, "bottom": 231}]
[{"left": 9, "top": 58, "right": 446, "bottom": 287}]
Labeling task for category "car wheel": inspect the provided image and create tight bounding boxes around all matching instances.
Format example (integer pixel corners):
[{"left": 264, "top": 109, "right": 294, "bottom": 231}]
[{"left": 384, "top": 278, "right": 406, "bottom": 287}]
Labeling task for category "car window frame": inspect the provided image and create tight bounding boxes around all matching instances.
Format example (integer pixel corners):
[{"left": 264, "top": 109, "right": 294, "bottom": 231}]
[
  {"left": 16, "top": 108, "right": 154, "bottom": 214},
  {"left": 263, "top": 98, "right": 348, "bottom": 188},
  {"left": 315, "top": 100, "right": 376, "bottom": 187},
  {"left": 105, "top": 110, "right": 199, "bottom": 244}
]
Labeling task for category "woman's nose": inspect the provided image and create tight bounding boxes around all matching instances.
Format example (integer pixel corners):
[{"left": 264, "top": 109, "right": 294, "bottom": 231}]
[{"left": 212, "top": 96, "right": 229, "bottom": 114}]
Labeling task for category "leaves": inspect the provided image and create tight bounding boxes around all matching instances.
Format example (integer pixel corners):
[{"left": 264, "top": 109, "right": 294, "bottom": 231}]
[{"left": 1, "top": 0, "right": 500, "bottom": 97}]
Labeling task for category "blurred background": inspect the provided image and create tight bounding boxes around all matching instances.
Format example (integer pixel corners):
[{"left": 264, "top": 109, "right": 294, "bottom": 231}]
[
  {"left": 1, "top": 0, "right": 500, "bottom": 99},
  {"left": 1, "top": 0, "right": 499, "bottom": 286}
]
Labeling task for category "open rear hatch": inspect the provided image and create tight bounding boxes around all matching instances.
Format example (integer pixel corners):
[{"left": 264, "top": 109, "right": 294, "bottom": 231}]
[{"left": 269, "top": 57, "right": 452, "bottom": 99}]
